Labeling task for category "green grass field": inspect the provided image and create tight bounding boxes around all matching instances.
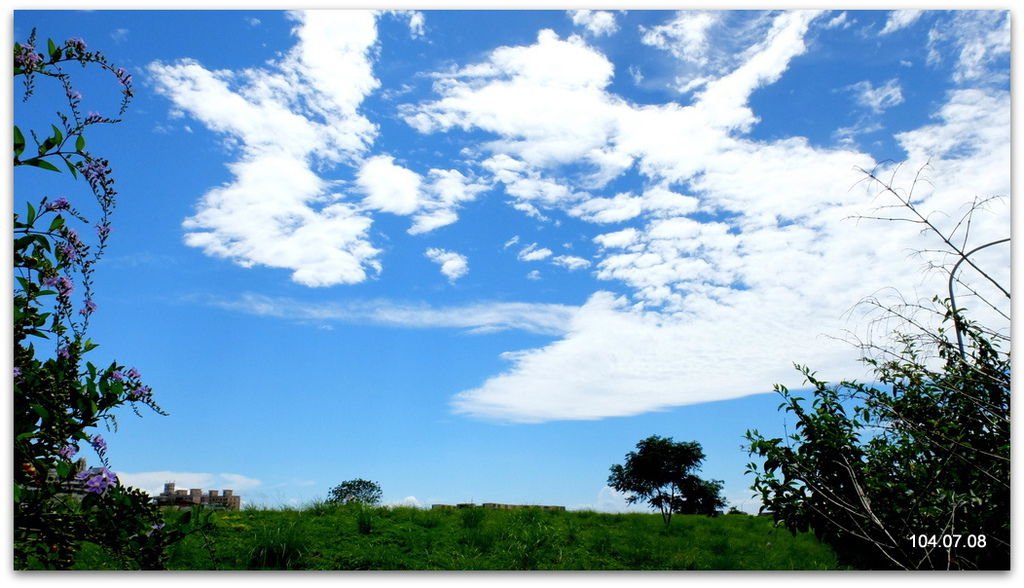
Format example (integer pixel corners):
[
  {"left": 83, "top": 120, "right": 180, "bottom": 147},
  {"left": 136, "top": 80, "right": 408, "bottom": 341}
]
[{"left": 72, "top": 504, "right": 840, "bottom": 570}]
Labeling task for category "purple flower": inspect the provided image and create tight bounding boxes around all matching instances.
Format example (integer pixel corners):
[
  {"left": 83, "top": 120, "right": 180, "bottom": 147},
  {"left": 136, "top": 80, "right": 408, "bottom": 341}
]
[
  {"left": 66, "top": 37, "right": 86, "bottom": 52},
  {"left": 96, "top": 223, "right": 111, "bottom": 239},
  {"left": 58, "top": 345, "right": 71, "bottom": 360},
  {"left": 80, "top": 299, "right": 97, "bottom": 316},
  {"left": 46, "top": 197, "right": 70, "bottom": 211},
  {"left": 54, "top": 276, "right": 74, "bottom": 297},
  {"left": 110, "top": 370, "right": 124, "bottom": 382},
  {"left": 76, "top": 467, "right": 118, "bottom": 495},
  {"left": 60, "top": 243, "right": 79, "bottom": 263},
  {"left": 15, "top": 45, "right": 42, "bottom": 70},
  {"left": 128, "top": 385, "right": 152, "bottom": 401},
  {"left": 82, "top": 159, "right": 109, "bottom": 182},
  {"left": 59, "top": 445, "right": 78, "bottom": 460},
  {"left": 126, "top": 367, "right": 141, "bottom": 380},
  {"left": 89, "top": 435, "right": 107, "bottom": 455},
  {"left": 13, "top": 367, "right": 22, "bottom": 380},
  {"left": 44, "top": 275, "right": 75, "bottom": 297}
]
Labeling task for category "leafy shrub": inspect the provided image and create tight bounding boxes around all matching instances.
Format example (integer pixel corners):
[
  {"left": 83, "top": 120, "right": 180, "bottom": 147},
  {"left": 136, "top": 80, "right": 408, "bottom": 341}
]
[
  {"left": 745, "top": 176, "right": 1009, "bottom": 570},
  {"left": 13, "top": 28, "right": 208, "bottom": 570}
]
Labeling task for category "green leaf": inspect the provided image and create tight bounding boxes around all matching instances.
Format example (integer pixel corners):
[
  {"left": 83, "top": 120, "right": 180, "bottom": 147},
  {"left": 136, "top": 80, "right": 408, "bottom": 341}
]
[
  {"left": 76, "top": 134, "right": 86, "bottom": 152},
  {"left": 48, "top": 215, "right": 65, "bottom": 231},
  {"left": 23, "top": 158, "right": 61, "bottom": 173},
  {"left": 47, "top": 38, "right": 59, "bottom": 60},
  {"left": 26, "top": 202, "right": 36, "bottom": 225},
  {"left": 63, "top": 156, "right": 79, "bottom": 178},
  {"left": 14, "top": 126, "right": 25, "bottom": 158},
  {"left": 30, "top": 403, "right": 50, "bottom": 420},
  {"left": 51, "top": 124, "right": 64, "bottom": 146}
]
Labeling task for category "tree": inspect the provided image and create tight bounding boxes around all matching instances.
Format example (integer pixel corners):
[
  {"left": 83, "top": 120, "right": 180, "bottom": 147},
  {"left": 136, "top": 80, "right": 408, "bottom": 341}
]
[
  {"left": 745, "top": 168, "right": 1009, "bottom": 570},
  {"left": 327, "top": 479, "right": 383, "bottom": 506},
  {"left": 608, "top": 436, "right": 725, "bottom": 525},
  {"left": 13, "top": 29, "right": 209, "bottom": 569}
]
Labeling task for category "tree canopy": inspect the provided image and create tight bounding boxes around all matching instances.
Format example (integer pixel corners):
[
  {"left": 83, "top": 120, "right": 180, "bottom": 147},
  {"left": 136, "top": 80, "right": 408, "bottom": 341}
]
[
  {"left": 327, "top": 479, "right": 383, "bottom": 506},
  {"left": 608, "top": 435, "right": 725, "bottom": 525}
]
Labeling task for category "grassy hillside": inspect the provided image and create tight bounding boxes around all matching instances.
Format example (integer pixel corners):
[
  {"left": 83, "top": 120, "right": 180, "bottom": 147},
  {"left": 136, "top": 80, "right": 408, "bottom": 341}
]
[{"left": 73, "top": 504, "right": 839, "bottom": 570}]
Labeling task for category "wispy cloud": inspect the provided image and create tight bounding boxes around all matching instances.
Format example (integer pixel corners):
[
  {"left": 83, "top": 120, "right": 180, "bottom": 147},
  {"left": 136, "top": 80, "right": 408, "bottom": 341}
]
[
  {"left": 406, "top": 11, "right": 1008, "bottom": 422},
  {"left": 425, "top": 248, "right": 469, "bottom": 283},
  {"left": 848, "top": 78, "right": 904, "bottom": 113},
  {"left": 517, "top": 243, "right": 553, "bottom": 262},
  {"left": 568, "top": 10, "right": 619, "bottom": 37},
  {"left": 149, "top": 11, "right": 382, "bottom": 287},
  {"left": 201, "top": 292, "right": 578, "bottom": 336},
  {"left": 879, "top": 10, "right": 923, "bottom": 35}
]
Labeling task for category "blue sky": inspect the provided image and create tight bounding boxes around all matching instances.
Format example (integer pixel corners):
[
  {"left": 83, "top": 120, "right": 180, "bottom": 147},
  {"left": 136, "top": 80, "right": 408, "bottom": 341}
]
[{"left": 10, "top": 8, "right": 1011, "bottom": 512}]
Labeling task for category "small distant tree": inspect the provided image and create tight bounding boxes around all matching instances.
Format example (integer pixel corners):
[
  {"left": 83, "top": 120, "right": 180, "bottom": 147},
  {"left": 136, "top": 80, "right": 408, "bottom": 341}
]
[
  {"left": 608, "top": 436, "right": 725, "bottom": 525},
  {"left": 327, "top": 479, "right": 383, "bottom": 506}
]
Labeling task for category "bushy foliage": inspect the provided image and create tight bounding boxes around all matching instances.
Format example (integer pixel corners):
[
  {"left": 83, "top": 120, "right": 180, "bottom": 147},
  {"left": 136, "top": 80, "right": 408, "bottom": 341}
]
[
  {"left": 745, "top": 306, "right": 1009, "bottom": 570},
  {"left": 13, "top": 29, "right": 208, "bottom": 569},
  {"left": 608, "top": 436, "right": 726, "bottom": 525},
  {"left": 327, "top": 478, "right": 383, "bottom": 506},
  {"left": 745, "top": 172, "right": 1010, "bottom": 570}
]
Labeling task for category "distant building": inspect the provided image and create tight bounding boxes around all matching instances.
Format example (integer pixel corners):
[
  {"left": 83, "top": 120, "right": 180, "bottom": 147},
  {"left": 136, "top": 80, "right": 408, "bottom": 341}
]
[{"left": 154, "top": 482, "right": 241, "bottom": 510}]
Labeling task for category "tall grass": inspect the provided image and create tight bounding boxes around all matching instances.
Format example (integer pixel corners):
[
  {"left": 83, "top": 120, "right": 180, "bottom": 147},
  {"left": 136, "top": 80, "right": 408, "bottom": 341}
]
[
  {"left": 247, "top": 519, "right": 309, "bottom": 570},
  {"left": 71, "top": 505, "right": 840, "bottom": 570}
]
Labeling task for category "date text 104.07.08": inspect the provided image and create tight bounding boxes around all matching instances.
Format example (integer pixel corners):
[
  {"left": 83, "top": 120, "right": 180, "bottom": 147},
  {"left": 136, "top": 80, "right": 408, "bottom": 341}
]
[{"left": 908, "top": 534, "right": 987, "bottom": 549}]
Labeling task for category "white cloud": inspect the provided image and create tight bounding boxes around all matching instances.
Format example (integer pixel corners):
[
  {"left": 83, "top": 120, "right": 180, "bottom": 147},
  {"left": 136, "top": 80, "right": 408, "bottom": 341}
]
[
  {"left": 849, "top": 78, "right": 904, "bottom": 113},
  {"left": 410, "top": 169, "right": 491, "bottom": 234},
  {"left": 594, "top": 227, "right": 638, "bottom": 250},
  {"left": 117, "top": 471, "right": 262, "bottom": 498},
  {"left": 823, "top": 12, "right": 850, "bottom": 30},
  {"left": 358, "top": 155, "right": 423, "bottom": 216},
  {"left": 503, "top": 235, "right": 520, "bottom": 249},
  {"left": 879, "top": 10, "right": 923, "bottom": 35},
  {"left": 640, "top": 11, "right": 814, "bottom": 96},
  {"left": 150, "top": 10, "right": 383, "bottom": 287},
  {"left": 425, "top": 248, "right": 469, "bottom": 283},
  {"left": 517, "top": 243, "right": 553, "bottom": 262},
  {"left": 386, "top": 495, "right": 425, "bottom": 508},
  {"left": 569, "top": 193, "right": 643, "bottom": 224},
  {"left": 927, "top": 12, "right": 1010, "bottom": 84},
  {"left": 526, "top": 270, "right": 542, "bottom": 281},
  {"left": 404, "top": 11, "right": 1008, "bottom": 422},
  {"left": 552, "top": 255, "right": 591, "bottom": 271},
  {"left": 569, "top": 10, "right": 618, "bottom": 37},
  {"left": 640, "top": 11, "right": 720, "bottom": 67},
  {"left": 206, "top": 292, "right": 579, "bottom": 337}
]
